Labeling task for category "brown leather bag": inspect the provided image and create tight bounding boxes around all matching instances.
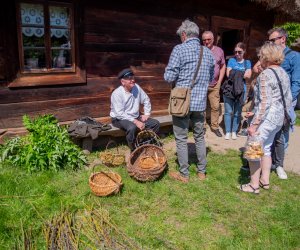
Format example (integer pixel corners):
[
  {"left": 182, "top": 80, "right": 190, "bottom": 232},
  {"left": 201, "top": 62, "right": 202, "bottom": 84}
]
[{"left": 168, "top": 46, "right": 204, "bottom": 117}]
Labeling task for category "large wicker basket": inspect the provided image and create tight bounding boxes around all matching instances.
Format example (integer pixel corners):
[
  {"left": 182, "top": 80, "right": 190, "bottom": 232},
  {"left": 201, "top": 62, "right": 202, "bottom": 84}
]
[
  {"left": 127, "top": 144, "right": 167, "bottom": 182},
  {"left": 99, "top": 140, "right": 125, "bottom": 167},
  {"left": 89, "top": 167, "right": 123, "bottom": 196}
]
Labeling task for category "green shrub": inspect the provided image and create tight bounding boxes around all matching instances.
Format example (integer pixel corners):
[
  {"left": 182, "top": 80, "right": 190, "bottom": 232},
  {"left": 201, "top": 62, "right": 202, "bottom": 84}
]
[
  {"left": 278, "top": 22, "right": 300, "bottom": 46},
  {"left": 0, "top": 114, "right": 87, "bottom": 172}
]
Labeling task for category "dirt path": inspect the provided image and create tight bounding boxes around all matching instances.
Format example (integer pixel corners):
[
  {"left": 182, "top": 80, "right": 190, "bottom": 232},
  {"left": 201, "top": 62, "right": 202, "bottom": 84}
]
[{"left": 163, "top": 126, "right": 300, "bottom": 175}]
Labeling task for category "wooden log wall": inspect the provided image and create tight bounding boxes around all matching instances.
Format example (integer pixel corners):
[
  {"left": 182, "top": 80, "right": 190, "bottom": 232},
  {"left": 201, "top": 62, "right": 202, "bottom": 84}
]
[{"left": 0, "top": 0, "right": 275, "bottom": 129}]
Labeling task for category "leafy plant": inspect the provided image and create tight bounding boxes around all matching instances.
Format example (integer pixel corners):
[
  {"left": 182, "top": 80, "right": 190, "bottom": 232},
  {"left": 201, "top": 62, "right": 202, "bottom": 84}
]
[
  {"left": 278, "top": 22, "right": 300, "bottom": 46},
  {"left": 0, "top": 114, "right": 87, "bottom": 172}
]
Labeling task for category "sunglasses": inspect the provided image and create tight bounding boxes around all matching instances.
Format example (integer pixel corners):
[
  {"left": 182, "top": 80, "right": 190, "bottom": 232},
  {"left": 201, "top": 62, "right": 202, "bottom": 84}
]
[
  {"left": 268, "top": 36, "right": 283, "bottom": 43},
  {"left": 234, "top": 50, "right": 243, "bottom": 55}
]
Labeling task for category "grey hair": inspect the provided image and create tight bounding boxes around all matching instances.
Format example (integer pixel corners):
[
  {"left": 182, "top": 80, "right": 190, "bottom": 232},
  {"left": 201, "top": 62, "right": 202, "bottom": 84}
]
[
  {"left": 176, "top": 19, "right": 199, "bottom": 38},
  {"left": 202, "top": 31, "right": 214, "bottom": 38},
  {"left": 267, "top": 27, "right": 288, "bottom": 38}
]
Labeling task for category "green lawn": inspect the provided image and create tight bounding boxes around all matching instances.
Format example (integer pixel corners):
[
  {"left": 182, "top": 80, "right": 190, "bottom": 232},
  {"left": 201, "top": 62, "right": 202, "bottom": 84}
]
[
  {"left": 1, "top": 136, "right": 300, "bottom": 249},
  {"left": 295, "top": 110, "right": 300, "bottom": 126}
]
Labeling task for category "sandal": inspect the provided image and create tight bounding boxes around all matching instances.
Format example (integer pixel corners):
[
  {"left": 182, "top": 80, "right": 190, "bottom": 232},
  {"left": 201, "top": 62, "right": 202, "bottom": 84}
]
[
  {"left": 239, "top": 184, "right": 260, "bottom": 195},
  {"left": 259, "top": 181, "right": 270, "bottom": 190}
]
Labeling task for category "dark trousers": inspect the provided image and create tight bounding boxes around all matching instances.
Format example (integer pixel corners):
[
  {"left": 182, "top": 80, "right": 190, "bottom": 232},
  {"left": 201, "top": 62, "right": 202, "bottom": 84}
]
[
  {"left": 271, "top": 128, "right": 285, "bottom": 169},
  {"left": 112, "top": 117, "right": 160, "bottom": 150}
]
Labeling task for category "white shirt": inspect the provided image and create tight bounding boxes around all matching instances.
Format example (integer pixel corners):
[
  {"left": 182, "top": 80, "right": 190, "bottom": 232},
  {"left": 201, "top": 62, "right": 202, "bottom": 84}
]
[{"left": 110, "top": 83, "right": 151, "bottom": 122}]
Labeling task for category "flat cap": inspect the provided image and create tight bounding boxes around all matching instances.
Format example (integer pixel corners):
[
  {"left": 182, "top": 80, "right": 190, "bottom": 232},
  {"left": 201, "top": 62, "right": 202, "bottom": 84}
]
[{"left": 117, "top": 68, "right": 134, "bottom": 79}]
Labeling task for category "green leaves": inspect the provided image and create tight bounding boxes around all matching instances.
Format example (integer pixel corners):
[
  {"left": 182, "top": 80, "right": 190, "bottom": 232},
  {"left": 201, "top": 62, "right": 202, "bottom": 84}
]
[
  {"left": 277, "top": 22, "right": 300, "bottom": 46},
  {"left": 0, "top": 114, "right": 87, "bottom": 172}
]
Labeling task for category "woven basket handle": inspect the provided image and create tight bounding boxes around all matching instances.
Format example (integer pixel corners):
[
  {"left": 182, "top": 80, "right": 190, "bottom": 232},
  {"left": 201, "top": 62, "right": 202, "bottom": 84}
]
[
  {"left": 136, "top": 129, "right": 162, "bottom": 148},
  {"left": 92, "top": 164, "right": 114, "bottom": 174},
  {"left": 92, "top": 165, "right": 121, "bottom": 187},
  {"left": 99, "top": 171, "right": 122, "bottom": 188},
  {"left": 105, "top": 139, "right": 119, "bottom": 154}
]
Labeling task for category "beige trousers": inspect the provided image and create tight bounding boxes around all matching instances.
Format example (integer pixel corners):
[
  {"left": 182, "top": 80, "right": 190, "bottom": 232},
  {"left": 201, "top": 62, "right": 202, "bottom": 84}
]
[{"left": 205, "top": 82, "right": 221, "bottom": 130}]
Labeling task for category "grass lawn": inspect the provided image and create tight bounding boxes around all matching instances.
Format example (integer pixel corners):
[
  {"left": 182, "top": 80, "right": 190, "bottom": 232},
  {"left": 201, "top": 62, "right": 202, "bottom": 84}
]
[
  {"left": 295, "top": 110, "right": 300, "bottom": 126},
  {"left": 1, "top": 135, "right": 300, "bottom": 249}
]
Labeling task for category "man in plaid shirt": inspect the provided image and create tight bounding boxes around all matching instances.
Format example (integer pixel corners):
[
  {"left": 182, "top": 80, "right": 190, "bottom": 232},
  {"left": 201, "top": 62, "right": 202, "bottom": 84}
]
[{"left": 164, "top": 19, "right": 214, "bottom": 182}]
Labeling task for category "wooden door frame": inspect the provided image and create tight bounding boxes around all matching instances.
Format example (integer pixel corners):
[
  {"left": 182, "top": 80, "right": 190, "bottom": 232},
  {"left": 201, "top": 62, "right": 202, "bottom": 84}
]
[{"left": 211, "top": 16, "right": 251, "bottom": 48}]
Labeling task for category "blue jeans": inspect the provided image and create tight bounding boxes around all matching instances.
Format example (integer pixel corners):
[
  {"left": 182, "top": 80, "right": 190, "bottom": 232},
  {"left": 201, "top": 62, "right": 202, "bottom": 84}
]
[{"left": 223, "top": 96, "right": 242, "bottom": 133}]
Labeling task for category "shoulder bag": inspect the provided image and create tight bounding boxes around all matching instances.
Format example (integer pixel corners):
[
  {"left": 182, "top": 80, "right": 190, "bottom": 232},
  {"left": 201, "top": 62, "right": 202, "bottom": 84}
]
[{"left": 168, "top": 46, "right": 204, "bottom": 117}]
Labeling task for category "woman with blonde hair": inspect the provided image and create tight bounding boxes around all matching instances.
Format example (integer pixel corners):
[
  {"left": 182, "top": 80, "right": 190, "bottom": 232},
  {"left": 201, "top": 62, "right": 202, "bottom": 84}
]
[{"left": 239, "top": 42, "right": 292, "bottom": 194}]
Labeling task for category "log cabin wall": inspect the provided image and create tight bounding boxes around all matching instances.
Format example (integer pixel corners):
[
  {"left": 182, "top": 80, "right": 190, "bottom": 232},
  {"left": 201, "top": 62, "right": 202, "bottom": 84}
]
[{"left": 0, "top": 0, "right": 274, "bottom": 129}]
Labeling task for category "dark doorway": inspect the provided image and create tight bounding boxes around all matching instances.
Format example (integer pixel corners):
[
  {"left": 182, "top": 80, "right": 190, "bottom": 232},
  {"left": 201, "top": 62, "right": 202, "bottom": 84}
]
[{"left": 217, "top": 28, "right": 243, "bottom": 61}]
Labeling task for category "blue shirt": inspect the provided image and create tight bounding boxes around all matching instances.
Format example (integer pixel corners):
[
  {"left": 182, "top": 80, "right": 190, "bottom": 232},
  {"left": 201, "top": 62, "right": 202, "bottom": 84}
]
[
  {"left": 227, "top": 58, "right": 251, "bottom": 72},
  {"left": 281, "top": 47, "right": 300, "bottom": 101},
  {"left": 164, "top": 38, "right": 214, "bottom": 111}
]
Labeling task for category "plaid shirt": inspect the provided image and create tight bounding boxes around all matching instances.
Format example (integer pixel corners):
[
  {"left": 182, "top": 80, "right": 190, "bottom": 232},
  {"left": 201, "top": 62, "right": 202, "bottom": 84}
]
[{"left": 164, "top": 38, "right": 214, "bottom": 111}]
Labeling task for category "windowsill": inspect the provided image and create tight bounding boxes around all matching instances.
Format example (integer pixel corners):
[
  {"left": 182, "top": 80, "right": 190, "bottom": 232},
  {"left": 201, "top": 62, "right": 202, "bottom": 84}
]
[{"left": 8, "top": 69, "right": 86, "bottom": 88}]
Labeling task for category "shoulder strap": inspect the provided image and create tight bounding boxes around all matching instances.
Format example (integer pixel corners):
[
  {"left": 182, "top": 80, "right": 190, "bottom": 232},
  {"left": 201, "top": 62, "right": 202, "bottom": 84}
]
[
  {"left": 191, "top": 46, "right": 204, "bottom": 89},
  {"left": 268, "top": 67, "right": 288, "bottom": 114}
]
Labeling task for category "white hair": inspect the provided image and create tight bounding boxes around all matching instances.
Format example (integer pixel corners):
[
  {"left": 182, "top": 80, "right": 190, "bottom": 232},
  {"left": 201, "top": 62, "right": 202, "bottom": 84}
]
[{"left": 176, "top": 19, "right": 199, "bottom": 38}]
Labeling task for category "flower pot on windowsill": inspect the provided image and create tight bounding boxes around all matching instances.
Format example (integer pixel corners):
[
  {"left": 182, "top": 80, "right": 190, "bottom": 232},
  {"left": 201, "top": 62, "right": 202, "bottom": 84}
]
[{"left": 26, "top": 58, "right": 39, "bottom": 69}]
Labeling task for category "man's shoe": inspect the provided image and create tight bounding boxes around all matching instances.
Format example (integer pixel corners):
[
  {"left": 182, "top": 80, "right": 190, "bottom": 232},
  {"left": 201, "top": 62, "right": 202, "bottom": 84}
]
[
  {"left": 276, "top": 166, "right": 288, "bottom": 179},
  {"left": 212, "top": 129, "right": 222, "bottom": 137},
  {"left": 169, "top": 171, "right": 189, "bottom": 183},
  {"left": 197, "top": 172, "right": 206, "bottom": 180}
]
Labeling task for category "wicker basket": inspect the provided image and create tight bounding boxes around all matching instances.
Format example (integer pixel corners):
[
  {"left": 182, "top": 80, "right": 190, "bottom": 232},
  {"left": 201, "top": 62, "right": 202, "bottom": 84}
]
[
  {"left": 127, "top": 144, "right": 167, "bottom": 182},
  {"left": 135, "top": 129, "right": 162, "bottom": 149},
  {"left": 99, "top": 140, "right": 125, "bottom": 167},
  {"left": 89, "top": 166, "right": 123, "bottom": 196}
]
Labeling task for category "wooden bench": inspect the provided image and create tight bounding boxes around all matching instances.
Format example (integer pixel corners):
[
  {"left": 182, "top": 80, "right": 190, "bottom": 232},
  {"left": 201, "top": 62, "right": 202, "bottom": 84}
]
[{"left": 80, "top": 115, "right": 173, "bottom": 152}]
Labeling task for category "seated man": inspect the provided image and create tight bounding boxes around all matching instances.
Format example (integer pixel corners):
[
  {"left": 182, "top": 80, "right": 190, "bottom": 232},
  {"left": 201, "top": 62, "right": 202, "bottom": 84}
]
[{"left": 110, "top": 68, "right": 160, "bottom": 151}]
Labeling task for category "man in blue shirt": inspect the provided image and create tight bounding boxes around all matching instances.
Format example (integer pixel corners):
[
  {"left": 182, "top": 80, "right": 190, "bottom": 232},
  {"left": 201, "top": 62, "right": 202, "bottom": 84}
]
[
  {"left": 164, "top": 19, "right": 214, "bottom": 182},
  {"left": 268, "top": 27, "right": 300, "bottom": 179}
]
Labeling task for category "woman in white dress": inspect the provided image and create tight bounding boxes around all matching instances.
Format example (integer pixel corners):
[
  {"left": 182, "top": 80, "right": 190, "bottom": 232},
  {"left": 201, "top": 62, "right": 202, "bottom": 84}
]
[{"left": 239, "top": 43, "right": 292, "bottom": 194}]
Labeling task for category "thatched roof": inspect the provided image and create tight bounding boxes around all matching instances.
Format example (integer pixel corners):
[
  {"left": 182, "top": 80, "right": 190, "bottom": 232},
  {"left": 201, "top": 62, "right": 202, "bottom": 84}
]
[{"left": 251, "top": 0, "right": 300, "bottom": 21}]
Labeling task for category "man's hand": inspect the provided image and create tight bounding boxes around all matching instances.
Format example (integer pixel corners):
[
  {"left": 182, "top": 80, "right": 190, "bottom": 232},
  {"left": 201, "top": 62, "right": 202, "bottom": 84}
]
[
  {"left": 140, "top": 115, "right": 149, "bottom": 122},
  {"left": 134, "top": 119, "right": 145, "bottom": 130}
]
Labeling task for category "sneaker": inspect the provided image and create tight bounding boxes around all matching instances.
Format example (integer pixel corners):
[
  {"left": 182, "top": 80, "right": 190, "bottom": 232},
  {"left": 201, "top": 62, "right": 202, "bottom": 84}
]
[
  {"left": 169, "top": 171, "right": 189, "bottom": 183},
  {"left": 212, "top": 129, "right": 222, "bottom": 137},
  {"left": 238, "top": 129, "right": 248, "bottom": 137},
  {"left": 197, "top": 172, "right": 206, "bottom": 180},
  {"left": 276, "top": 166, "right": 288, "bottom": 179},
  {"left": 232, "top": 132, "right": 237, "bottom": 140},
  {"left": 225, "top": 132, "right": 230, "bottom": 140}
]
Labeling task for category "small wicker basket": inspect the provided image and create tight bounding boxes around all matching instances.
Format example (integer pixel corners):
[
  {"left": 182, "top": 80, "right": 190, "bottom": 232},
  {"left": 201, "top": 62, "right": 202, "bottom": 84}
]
[
  {"left": 99, "top": 140, "right": 125, "bottom": 167},
  {"left": 89, "top": 166, "right": 123, "bottom": 196},
  {"left": 127, "top": 144, "right": 167, "bottom": 182},
  {"left": 135, "top": 129, "right": 162, "bottom": 149}
]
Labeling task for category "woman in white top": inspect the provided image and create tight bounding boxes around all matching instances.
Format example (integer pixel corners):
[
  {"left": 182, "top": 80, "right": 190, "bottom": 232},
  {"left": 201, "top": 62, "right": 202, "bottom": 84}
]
[{"left": 239, "top": 43, "right": 292, "bottom": 194}]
